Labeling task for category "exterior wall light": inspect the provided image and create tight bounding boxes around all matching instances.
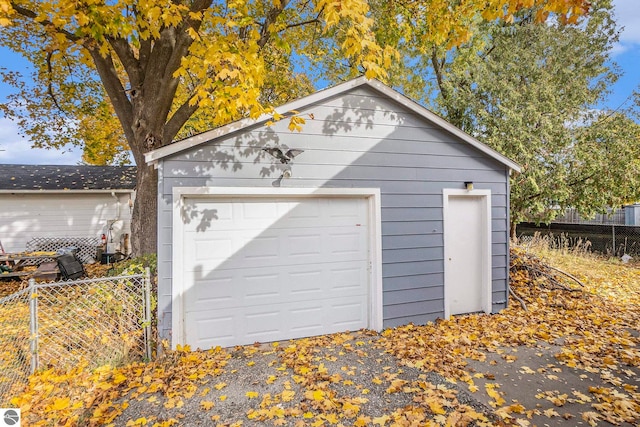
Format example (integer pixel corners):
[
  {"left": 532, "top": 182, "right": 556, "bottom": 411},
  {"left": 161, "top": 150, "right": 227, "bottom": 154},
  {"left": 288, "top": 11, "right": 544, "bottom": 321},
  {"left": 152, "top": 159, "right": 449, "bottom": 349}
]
[{"left": 464, "top": 181, "right": 474, "bottom": 191}]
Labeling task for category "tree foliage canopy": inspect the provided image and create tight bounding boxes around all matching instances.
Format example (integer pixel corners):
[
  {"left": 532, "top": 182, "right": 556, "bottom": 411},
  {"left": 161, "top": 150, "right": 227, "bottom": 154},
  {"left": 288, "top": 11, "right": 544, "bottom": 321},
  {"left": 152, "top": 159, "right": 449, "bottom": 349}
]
[
  {"left": 399, "top": 0, "right": 640, "bottom": 232},
  {"left": 0, "top": 0, "right": 592, "bottom": 253}
]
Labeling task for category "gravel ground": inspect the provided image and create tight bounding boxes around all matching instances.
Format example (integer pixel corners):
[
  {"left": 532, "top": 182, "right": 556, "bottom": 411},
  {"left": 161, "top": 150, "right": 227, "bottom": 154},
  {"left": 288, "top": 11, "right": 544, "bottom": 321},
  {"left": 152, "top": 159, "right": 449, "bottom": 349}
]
[{"left": 113, "top": 330, "right": 497, "bottom": 426}]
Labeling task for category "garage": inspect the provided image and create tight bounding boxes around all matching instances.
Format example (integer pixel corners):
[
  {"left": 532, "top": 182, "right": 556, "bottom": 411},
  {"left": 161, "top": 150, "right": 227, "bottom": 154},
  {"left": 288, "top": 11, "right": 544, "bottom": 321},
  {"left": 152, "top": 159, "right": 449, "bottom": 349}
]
[
  {"left": 148, "top": 77, "right": 519, "bottom": 349},
  {"left": 172, "top": 188, "right": 383, "bottom": 349}
]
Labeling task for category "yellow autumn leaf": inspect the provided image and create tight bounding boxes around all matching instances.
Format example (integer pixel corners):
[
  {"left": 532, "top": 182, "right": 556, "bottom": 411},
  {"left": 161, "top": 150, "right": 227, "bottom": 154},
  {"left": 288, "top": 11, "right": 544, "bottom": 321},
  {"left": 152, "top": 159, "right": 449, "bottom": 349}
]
[
  {"left": 582, "top": 411, "right": 601, "bottom": 426},
  {"left": 544, "top": 408, "right": 560, "bottom": 417},
  {"left": 200, "top": 400, "right": 215, "bottom": 410},
  {"left": 246, "top": 391, "right": 259, "bottom": 399},
  {"left": 372, "top": 414, "right": 390, "bottom": 425},
  {"left": 427, "top": 399, "right": 446, "bottom": 415},
  {"left": 47, "top": 397, "right": 70, "bottom": 411},
  {"left": 281, "top": 390, "right": 295, "bottom": 402},
  {"left": 485, "top": 383, "right": 506, "bottom": 407},
  {"left": 354, "top": 416, "right": 371, "bottom": 426},
  {"left": 324, "top": 413, "right": 338, "bottom": 423}
]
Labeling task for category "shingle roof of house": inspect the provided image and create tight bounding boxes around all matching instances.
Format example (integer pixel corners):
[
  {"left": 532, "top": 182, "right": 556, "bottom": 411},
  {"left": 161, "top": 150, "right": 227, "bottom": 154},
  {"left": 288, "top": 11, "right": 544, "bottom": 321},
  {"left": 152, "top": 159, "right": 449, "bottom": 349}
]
[{"left": 0, "top": 165, "right": 137, "bottom": 191}]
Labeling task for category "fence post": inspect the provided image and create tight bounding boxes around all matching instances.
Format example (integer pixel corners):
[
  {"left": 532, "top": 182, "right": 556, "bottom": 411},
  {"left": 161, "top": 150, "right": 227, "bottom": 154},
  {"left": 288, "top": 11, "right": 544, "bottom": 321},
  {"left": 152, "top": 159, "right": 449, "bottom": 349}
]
[
  {"left": 612, "top": 225, "right": 616, "bottom": 255},
  {"left": 144, "top": 267, "right": 152, "bottom": 361},
  {"left": 28, "top": 278, "right": 38, "bottom": 374}
]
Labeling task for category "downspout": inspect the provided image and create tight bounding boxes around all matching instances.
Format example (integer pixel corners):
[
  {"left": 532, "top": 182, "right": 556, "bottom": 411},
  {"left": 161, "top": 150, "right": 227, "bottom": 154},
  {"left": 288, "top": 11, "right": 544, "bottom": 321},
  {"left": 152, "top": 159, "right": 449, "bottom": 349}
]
[{"left": 111, "top": 191, "right": 121, "bottom": 220}]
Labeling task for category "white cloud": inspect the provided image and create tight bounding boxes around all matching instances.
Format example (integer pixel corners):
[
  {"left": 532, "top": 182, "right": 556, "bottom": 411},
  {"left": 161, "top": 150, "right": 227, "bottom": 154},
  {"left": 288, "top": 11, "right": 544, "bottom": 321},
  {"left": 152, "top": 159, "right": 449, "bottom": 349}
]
[
  {"left": 0, "top": 117, "right": 83, "bottom": 165},
  {"left": 612, "top": 0, "right": 640, "bottom": 52}
]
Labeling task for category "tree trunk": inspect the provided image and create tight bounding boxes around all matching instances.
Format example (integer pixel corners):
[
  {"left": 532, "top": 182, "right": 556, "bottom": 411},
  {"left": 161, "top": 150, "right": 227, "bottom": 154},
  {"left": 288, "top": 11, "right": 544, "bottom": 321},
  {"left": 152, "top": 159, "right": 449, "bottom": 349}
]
[
  {"left": 130, "top": 161, "right": 158, "bottom": 256},
  {"left": 510, "top": 221, "right": 518, "bottom": 241}
]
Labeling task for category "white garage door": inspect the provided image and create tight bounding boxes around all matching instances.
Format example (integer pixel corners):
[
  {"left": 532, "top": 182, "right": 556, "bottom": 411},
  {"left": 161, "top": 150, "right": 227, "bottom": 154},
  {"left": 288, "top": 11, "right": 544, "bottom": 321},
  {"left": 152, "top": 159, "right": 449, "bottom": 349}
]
[{"left": 179, "top": 196, "right": 372, "bottom": 349}]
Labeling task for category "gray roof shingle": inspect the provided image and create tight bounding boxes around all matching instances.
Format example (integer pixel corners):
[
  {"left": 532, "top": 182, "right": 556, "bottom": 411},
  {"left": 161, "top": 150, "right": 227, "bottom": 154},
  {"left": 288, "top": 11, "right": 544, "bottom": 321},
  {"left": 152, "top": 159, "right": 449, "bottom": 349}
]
[{"left": 0, "top": 165, "right": 137, "bottom": 191}]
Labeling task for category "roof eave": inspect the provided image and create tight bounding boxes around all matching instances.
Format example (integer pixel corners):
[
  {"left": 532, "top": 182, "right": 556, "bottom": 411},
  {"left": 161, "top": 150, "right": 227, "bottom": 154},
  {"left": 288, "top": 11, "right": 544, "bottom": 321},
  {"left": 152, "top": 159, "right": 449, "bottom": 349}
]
[
  {"left": 364, "top": 80, "right": 521, "bottom": 173},
  {"left": 0, "top": 189, "right": 136, "bottom": 194}
]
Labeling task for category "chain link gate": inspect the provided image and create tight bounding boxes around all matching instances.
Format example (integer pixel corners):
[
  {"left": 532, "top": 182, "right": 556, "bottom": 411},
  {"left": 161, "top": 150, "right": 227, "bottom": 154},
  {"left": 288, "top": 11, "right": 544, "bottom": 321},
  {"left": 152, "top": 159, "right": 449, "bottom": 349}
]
[{"left": 0, "top": 270, "right": 152, "bottom": 405}]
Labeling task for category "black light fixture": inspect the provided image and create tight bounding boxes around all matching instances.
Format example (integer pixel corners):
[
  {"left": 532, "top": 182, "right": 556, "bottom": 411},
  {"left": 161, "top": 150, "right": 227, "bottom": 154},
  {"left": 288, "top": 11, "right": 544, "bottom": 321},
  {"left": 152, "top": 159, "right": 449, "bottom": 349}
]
[{"left": 464, "top": 181, "right": 474, "bottom": 191}]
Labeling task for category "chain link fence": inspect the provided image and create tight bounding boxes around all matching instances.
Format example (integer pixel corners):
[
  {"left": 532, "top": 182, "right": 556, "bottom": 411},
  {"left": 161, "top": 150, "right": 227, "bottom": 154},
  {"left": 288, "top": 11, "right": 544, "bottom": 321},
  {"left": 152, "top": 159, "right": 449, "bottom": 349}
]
[
  {"left": 0, "top": 288, "right": 31, "bottom": 405},
  {"left": 0, "top": 271, "right": 151, "bottom": 405},
  {"left": 518, "top": 223, "right": 640, "bottom": 257}
]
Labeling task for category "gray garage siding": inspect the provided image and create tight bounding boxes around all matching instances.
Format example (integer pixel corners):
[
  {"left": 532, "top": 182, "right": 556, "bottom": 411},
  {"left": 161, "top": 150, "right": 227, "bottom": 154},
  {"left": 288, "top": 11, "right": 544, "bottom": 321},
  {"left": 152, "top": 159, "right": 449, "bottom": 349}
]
[{"left": 156, "top": 85, "right": 511, "bottom": 338}]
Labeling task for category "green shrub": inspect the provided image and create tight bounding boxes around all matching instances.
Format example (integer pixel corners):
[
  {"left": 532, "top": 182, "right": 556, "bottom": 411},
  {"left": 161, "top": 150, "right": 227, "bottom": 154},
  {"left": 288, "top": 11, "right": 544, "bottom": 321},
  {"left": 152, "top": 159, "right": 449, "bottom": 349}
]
[{"left": 109, "top": 253, "right": 157, "bottom": 277}]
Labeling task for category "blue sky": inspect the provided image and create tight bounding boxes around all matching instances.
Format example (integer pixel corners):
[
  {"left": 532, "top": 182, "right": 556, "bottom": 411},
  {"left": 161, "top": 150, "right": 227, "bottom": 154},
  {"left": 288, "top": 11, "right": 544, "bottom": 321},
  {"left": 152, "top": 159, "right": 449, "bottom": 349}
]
[{"left": 0, "top": 0, "right": 638, "bottom": 165}]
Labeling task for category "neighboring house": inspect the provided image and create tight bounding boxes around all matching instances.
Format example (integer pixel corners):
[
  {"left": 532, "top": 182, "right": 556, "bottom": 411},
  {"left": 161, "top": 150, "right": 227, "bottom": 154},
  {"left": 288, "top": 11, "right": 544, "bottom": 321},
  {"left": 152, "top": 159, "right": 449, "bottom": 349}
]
[
  {"left": 0, "top": 164, "right": 136, "bottom": 255},
  {"left": 145, "top": 77, "right": 521, "bottom": 350}
]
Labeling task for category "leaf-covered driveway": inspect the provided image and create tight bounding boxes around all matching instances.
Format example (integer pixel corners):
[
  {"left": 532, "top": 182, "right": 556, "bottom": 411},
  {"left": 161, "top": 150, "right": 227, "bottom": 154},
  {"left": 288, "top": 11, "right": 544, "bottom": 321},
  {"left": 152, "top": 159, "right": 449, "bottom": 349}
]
[{"left": 11, "top": 248, "right": 640, "bottom": 426}]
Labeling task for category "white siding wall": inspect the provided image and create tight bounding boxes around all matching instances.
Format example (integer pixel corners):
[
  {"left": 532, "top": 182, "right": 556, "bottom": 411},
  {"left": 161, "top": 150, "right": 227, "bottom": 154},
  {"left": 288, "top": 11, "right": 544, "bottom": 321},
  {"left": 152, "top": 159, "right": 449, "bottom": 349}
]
[{"left": 0, "top": 192, "right": 133, "bottom": 253}]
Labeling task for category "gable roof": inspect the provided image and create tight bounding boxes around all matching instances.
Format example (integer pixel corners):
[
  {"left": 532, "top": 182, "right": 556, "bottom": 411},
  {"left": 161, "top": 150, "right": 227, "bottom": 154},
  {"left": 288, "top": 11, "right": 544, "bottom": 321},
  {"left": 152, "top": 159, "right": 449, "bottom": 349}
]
[
  {"left": 0, "top": 165, "right": 137, "bottom": 191},
  {"left": 145, "top": 77, "right": 520, "bottom": 172}
]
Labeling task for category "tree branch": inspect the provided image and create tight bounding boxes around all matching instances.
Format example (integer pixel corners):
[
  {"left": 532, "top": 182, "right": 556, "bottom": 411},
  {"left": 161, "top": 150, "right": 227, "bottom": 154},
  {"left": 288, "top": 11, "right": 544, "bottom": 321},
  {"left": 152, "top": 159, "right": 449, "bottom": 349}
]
[
  {"left": 568, "top": 172, "right": 596, "bottom": 187},
  {"left": 138, "top": 0, "right": 212, "bottom": 139},
  {"left": 258, "top": 0, "right": 290, "bottom": 48},
  {"left": 164, "top": 96, "right": 199, "bottom": 143},
  {"left": 284, "top": 16, "right": 321, "bottom": 31},
  {"left": 45, "top": 50, "right": 65, "bottom": 114},
  {"left": 107, "top": 36, "right": 142, "bottom": 89},
  {"left": 430, "top": 47, "right": 446, "bottom": 99},
  {"left": 10, "top": 2, "right": 80, "bottom": 42},
  {"left": 166, "top": 0, "right": 213, "bottom": 74},
  {"left": 87, "top": 48, "right": 135, "bottom": 145}
]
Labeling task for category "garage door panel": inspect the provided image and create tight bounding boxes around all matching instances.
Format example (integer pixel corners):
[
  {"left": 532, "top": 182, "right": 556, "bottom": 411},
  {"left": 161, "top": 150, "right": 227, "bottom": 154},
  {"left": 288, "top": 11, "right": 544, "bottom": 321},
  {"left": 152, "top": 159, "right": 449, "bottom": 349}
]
[
  {"left": 180, "top": 195, "right": 372, "bottom": 349},
  {"left": 284, "top": 198, "right": 322, "bottom": 219},
  {"left": 243, "top": 272, "right": 282, "bottom": 301},
  {"left": 186, "top": 275, "right": 237, "bottom": 306},
  {"left": 183, "top": 198, "right": 368, "bottom": 232},
  {"left": 245, "top": 310, "right": 281, "bottom": 338},
  {"left": 329, "top": 231, "right": 367, "bottom": 255},
  {"left": 192, "top": 314, "right": 236, "bottom": 349},
  {"left": 191, "top": 238, "right": 234, "bottom": 263},
  {"left": 241, "top": 235, "right": 281, "bottom": 261},
  {"left": 287, "top": 233, "right": 322, "bottom": 256},
  {"left": 288, "top": 269, "right": 324, "bottom": 295},
  {"left": 187, "top": 261, "right": 367, "bottom": 311},
  {"left": 288, "top": 306, "right": 324, "bottom": 334},
  {"left": 184, "top": 227, "right": 367, "bottom": 272},
  {"left": 186, "top": 270, "right": 284, "bottom": 310},
  {"left": 330, "top": 266, "right": 367, "bottom": 291},
  {"left": 331, "top": 300, "right": 369, "bottom": 328},
  {"left": 187, "top": 295, "right": 369, "bottom": 348}
]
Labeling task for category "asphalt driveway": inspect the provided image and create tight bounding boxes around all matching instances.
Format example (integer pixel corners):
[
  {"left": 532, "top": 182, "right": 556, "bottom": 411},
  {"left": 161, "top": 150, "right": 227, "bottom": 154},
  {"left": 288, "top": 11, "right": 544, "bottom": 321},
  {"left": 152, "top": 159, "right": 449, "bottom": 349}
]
[{"left": 111, "top": 328, "right": 639, "bottom": 426}]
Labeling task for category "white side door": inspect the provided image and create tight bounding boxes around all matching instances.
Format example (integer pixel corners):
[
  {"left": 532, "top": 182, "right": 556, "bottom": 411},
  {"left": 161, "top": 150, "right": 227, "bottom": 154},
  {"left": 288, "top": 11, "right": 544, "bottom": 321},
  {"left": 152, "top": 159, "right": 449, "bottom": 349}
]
[{"left": 443, "top": 189, "right": 492, "bottom": 317}]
